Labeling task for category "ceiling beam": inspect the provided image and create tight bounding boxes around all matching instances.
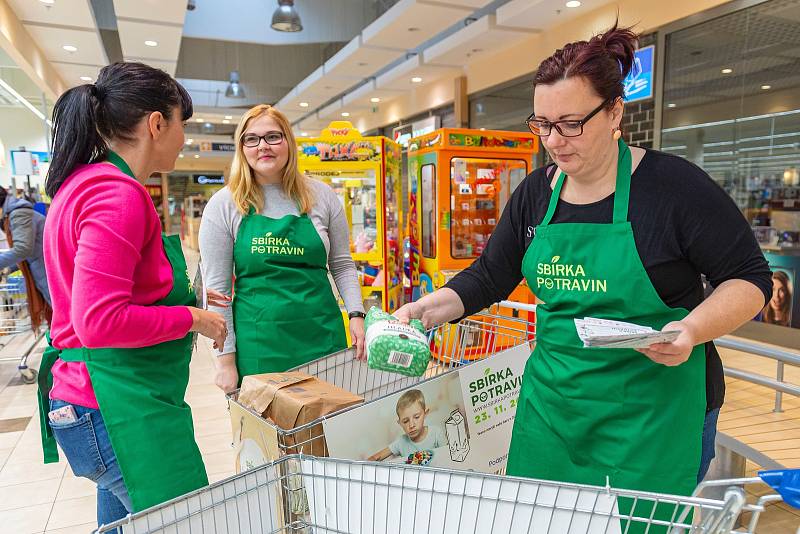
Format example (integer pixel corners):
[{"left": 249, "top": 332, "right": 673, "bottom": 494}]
[{"left": 0, "top": 0, "right": 67, "bottom": 102}]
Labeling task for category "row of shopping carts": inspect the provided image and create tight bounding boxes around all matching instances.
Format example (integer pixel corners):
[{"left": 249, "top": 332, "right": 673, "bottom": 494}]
[
  {"left": 98, "top": 301, "right": 799, "bottom": 534},
  {"left": 98, "top": 454, "right": 798, "bottom": 534},
  {"left": 0, "top": 270, "right": 43, "bottom": 384}
]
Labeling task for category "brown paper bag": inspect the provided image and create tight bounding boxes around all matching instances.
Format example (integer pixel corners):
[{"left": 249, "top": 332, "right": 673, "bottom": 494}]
[{"left": 238, "top": 372, "right": 364, "bottom": 456}]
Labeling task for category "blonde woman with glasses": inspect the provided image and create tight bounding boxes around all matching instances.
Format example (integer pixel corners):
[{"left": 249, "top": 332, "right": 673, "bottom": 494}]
[{"left": 199, "top": 105, "right": 365, "bottom": 393}]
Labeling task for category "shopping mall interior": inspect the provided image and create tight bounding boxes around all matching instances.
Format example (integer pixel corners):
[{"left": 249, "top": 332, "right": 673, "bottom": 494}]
[{"left": 0, "top": 0, "right": 798, "bottom": 532}]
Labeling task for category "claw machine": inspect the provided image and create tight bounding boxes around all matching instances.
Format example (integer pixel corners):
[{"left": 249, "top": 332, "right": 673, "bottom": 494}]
[
  {"left": 298, "top": 121, "right": 403, "bottom": 315},
  {"left": 406, "top": 128, "right": 539, "bottom": 359}
]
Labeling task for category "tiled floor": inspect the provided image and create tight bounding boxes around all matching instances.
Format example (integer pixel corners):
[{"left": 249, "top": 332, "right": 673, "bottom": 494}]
[
  {"left": 0, "top": 334, "right": 235, "bottom": 534},
  {"left": 0, "top": 246, "right": 236, "bottom": 533},
  {"left": 0, "top": 244, "right": 797, "bottom": 533}
]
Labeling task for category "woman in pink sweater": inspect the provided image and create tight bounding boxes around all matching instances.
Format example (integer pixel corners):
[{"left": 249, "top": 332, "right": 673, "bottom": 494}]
[{"left": 37, "top": 62, "right": 227, "bottom": 530}]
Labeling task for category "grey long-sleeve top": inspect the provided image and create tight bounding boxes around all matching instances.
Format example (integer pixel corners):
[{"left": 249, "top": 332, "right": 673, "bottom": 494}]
[
  {"left": 199, "top": 180, "right": 364, "bottom": 356},
  {"left": 0, "top": 195, "right": 51, "bottom": 304}
]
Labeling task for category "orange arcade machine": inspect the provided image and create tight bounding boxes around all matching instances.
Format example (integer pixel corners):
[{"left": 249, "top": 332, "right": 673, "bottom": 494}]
[{"left": 406, "top": 128, "right": 539, "bottom": 359}]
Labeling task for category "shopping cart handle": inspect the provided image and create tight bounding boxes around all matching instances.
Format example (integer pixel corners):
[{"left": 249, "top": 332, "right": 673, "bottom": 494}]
[{"left": 758, "top": 469, "right": 800, "bottom": 508}]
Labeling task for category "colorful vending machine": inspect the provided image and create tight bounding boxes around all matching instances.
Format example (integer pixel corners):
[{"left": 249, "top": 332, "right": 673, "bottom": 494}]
[
  {"left": 298, "top": 121, "right": 403, "bottom": 314},
  {"left": 406, "top": 128, "right": 539, "bottom": 357}
]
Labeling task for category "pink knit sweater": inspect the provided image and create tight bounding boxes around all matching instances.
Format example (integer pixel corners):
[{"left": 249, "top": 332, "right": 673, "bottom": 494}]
[{"left": 44, "top": 163, "right": 193, "bottom": 409}]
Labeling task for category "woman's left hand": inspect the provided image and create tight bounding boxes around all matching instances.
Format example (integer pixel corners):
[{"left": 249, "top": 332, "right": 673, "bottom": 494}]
[
  {"left": 207, "top": 288, "right": 232, "bottom": 308},
  {"left": 636, "top": 320, "right": 698, "bottom": 366},
  {"left": 350, "top": 317, "right": 366, "bottom": 360}
]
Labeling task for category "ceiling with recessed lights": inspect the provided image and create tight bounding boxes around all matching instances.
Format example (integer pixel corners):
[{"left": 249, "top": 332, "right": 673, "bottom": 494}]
[
  {"left": 1, "top": 0, "right": 630, "bottom": 140},
  {"left": 663, "top": 0, "right": 800, "bottom": 115},
  {"left": 6, "top": 0, "right": 107, "bottom": 85},
  {"left": 662, "top": 0, "right": 800, "bottom": 183}
]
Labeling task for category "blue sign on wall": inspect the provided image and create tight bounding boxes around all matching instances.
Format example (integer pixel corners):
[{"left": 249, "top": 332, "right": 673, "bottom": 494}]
[
  {"left": 624, "top": 45, "right": 655, "bottom": 103},
  {"left": 194, "top": 174, "right": 225, "bottom": 185}
]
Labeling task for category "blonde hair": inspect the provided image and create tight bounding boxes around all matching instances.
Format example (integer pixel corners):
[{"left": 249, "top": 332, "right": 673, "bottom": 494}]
[
  {"left": 396, "top": 389, "right": 426, "bottom": 416},
  {"left": 228, "top": 104, "right": 314, "bottom": 214}
]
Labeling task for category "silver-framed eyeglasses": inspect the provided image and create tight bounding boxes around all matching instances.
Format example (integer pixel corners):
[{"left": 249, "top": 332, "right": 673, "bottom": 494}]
[
  {"left": 525, "top": 98, "right": 612, "bottom": 137},
  {"left": 242, "top": 131, "right": 284, "bottom": 147}
]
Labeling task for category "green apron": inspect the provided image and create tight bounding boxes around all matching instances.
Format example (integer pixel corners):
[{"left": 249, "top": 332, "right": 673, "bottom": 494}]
[
  {"left": 232, "top": 205, "right": 347, "bottom": 382},
  {"left": 506, "top": 139, "right": 705, "bottom": 532},
  {"left": 37, "top": 152, "right": 208, "bottom": 512}
]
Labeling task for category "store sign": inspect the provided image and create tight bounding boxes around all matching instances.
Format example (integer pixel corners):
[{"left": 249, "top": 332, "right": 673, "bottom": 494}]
[
  {"left": 329, "top": 127, "right": 352, "bottom": 137},
  {"left": 393, "top": 117, "right": 441, "bottom": 148},
  {"left": 624, "top": 45, "right": 655, "bottom": 103},
  {"left": 199, "top": 142, "right": 235, "bottom": 152},
  {"left": 10, "top": 150, "right": 50, "bottom": 176},
  {"left": 412, "top": 116, "right": 439, "bottom": 138},
  {"left": 300, "top": 141, "right": 379, "bottom": 162},
  {"left": 193, "top": 174, "right": 225, "bottom": 185},
  {"left": 393, "top": 124, "right": 413, "bottom": 148},
  {"left": 448, "top": 134, "right": 535, "bottom": 149}
]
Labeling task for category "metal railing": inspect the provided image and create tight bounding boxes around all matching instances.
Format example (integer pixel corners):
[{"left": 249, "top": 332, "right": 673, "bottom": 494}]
[
  {"left": 488, "top": 302, "right": 800, "bottom": 414},
  {"left": 715, "top": 336, "right": 800, "bottom": 413}
]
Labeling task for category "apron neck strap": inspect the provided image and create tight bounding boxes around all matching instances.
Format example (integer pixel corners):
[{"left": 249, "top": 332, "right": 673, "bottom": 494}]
[
  {"left": 540, "top": 138, "right": 633, "bottom": 226},
  {"left": 541, "top": 170, "right": 566, "bottom": 226},
  {"left": 612, "top": 138, "right": 632, "bottom": 224},
  {"left": 106, "top": 150, "right": 136, "bottom": 179}
]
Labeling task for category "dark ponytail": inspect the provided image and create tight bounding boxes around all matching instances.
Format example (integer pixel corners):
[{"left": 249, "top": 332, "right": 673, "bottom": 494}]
[
  {"left": 46, "top": 85, "right": 107, "bottom": 198},
  {"left": 46, "top": 62, "right": 193, "bottom": 198},
  {"left": 534, "top": 21, "right": 639, "bottom": 107}
]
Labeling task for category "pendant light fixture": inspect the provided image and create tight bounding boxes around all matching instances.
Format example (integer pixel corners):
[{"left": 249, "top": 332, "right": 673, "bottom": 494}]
[
  {"left": 225, "top": 70, "right": 245, "bottom": 98},
  {"left": 271, "top": 0, "right": 302, "bottom": 32}
]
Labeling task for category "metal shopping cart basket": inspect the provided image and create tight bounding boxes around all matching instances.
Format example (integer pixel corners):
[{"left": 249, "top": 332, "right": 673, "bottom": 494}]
[
  {"left": 0, "top": 270, "right": 44, "bottom": 383},
  {"left": 228, "top": 301, "right": 535, "bottom": 459},
  {"left": 96, "top": 454, "right": 800, "bottom": 534}
]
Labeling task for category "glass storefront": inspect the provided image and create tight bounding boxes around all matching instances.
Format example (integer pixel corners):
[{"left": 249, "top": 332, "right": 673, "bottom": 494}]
[
  {"left": 469, "top": 76, "right": 548, "bottom": 168},
  {"left": 661, "top": 0, "right": 800, "bottom": 331}
]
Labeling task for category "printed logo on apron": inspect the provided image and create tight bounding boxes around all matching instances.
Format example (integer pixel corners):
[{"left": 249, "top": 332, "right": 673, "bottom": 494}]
[{"left": 534, "top": 255, "right": 609, "bottom": 293}]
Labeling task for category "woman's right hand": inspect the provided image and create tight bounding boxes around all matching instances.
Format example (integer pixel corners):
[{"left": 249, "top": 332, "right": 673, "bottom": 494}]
[
  {"left": 214, "top": 353, "right": 239, "bottom": 394},
  {"left": 393, "top": 288, "right": 465, "bottom": 330},
  {"left": 393, "top": 302, "right": 426, "bottom": 326},
  {"left": 189, "top": 307, "right": 228, "bottom": 349}
]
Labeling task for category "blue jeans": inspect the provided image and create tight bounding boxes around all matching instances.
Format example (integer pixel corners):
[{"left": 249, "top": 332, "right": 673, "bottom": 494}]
[
  {"left": 49, "top": 399, "right": 132, "bottom": 531},
  {"left": 698, "top": 408, "right": 720, "bottom": 484}
]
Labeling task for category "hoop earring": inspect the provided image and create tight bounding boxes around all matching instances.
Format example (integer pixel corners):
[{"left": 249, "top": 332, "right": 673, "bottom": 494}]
[{"left": 612, "top": 127, "right": 622, "bottom": 141}]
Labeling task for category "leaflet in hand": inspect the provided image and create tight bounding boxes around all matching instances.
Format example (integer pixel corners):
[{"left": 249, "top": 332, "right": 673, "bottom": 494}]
[{"left": 574, "top": 317, "right": 680, "bottom": 348}]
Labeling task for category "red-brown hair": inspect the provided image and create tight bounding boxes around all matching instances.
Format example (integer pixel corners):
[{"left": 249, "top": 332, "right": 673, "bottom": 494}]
[{"left": 535, "top": 22, "right": 639, "bottom": 109}]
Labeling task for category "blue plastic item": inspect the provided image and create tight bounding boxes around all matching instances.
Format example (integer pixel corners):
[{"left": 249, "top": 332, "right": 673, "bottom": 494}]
[
  {"left": 759, "top": 469, "right": 800, "bottom": 508},
  {"left": 33, "top": 202, "right": 48, "bottom": 216},
  {"left": 6, "top": 274, "right": 25, "bottom": 294}
]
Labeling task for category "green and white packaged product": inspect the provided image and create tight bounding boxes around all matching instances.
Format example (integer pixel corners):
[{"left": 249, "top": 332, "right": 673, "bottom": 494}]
[{"left": 364, "top": 307, "right": 431, "bottom": 377}]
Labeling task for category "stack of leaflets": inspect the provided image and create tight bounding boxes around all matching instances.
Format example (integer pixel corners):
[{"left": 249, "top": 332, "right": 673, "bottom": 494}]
[{"left": 574, "top": 317, "right": 680, "bottom": 348}]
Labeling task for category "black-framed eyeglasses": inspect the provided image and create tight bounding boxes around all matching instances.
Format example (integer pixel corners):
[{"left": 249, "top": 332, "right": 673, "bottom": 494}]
[
  {"left": 525, "top": 98, "right": 612, "bottom": 138},
  {"left": 241, "top": 131, "right": 284, "bottom": 147}
]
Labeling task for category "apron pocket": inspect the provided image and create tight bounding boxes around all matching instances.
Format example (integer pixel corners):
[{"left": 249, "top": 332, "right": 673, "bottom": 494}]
[{"left": 50, "top": 412, "right": 107, "bottom": 481}]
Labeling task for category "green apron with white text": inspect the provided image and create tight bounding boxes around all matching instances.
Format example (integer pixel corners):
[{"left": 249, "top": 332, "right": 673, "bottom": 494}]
[
  {"left": 232, "top": 205, "right": 347, "bottom": 383},
  {"left": 37, "top": 151, "right": 207, "bottom": 512},
  {"left": 506, "top": 139, "right": 705, "bottom": 533}
]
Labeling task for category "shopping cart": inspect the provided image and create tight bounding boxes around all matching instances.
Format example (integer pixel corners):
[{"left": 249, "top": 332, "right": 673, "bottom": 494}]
[
  {"left": 0, "top": 271, "right": 44, "bottom": 384},
  {"left": 431, "top": 300, "right": 536, "bottom": 364},
  {"left": 228, "top": 301, "right": 535, "bottom": 458},
  {"left": 95, "top": 454, "right": 800, "bottom": 534}
]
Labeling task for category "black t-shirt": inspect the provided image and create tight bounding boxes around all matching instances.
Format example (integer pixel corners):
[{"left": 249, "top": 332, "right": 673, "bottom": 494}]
[{"left": 446, "top": 148, "right": 772, "bottom": 411}]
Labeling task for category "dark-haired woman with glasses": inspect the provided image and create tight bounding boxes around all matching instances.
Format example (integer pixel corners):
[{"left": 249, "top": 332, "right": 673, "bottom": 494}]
[
  {"left": 393, "top": 24, "right": 771, "bottom": 511},
  {"left": 199, "top": 105, "right": 364, "bottom": 393},
  {"left": 39, "top": 62, "right": 227, "bottom": 529}
]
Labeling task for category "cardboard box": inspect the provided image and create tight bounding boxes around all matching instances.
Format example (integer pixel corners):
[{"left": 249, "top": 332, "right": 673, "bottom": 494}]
[
  {"left": 229, "top": 394, "right": 281, "bottom": 471},
  {"left": 236, "top": 372, "right": 364, "bottom": 457}
]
